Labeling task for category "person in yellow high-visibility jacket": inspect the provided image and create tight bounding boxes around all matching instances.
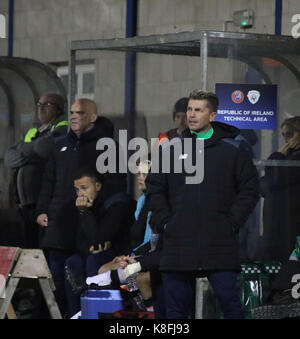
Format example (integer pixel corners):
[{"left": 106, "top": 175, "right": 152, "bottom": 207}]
[{"left": 4, "top": 93, "right": 68, "bottom": 248}]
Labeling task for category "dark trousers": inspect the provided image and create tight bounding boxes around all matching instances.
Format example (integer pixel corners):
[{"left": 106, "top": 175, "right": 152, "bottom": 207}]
[
  {"left": 162, "top": 271, "right": 244, "bottom": 319},
  {"left": 64, "top": 249, "right": 117, "bottom": 317},
  {"left": 150, "top": 270, "right": 166, "bottom": 319},
  {"left": 137, "top": 250, "right": 165, "bottom": 319},
  {"left": 64, "top": 253, "right": 85, "bottom": 317},
  {"left": 48, "top": 250, "right": 72, "bottom": 317}
]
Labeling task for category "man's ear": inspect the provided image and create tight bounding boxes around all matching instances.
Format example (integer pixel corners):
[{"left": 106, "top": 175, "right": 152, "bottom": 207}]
[
  {"left": 91, "top": 113, "right": 98, "bottom": 123},
  {"left": 96, "top": 182, "right": 102, "bottom": 192},
  {"left": 209, "top": 111, "right": 217, "bottom": 122}
]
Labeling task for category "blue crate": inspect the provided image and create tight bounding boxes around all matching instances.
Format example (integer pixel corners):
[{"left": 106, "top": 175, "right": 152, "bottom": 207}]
[{"left": 80, "top": 289, "right": 125, "bottom": 319}]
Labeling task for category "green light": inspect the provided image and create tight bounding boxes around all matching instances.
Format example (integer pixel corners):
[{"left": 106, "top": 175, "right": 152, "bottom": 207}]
[{"left": 241, "top": 20, "right": 247, "bottom": 26}]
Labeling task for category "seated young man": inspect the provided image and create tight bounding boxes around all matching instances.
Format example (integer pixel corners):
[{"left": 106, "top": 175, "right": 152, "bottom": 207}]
[
  {"left": 78, "top": 160, "right": 164, "bottom": 317},
  {"left": 63, "top": 168, "right": 136, "bottom": 318}
]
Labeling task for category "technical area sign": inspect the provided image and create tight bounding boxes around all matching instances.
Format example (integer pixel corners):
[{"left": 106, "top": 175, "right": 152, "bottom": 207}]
[{"left": 215, "top": 83, "right": 277, "bottom": 130}]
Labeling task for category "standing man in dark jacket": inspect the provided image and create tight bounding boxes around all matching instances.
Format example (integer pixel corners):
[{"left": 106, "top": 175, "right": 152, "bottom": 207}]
[
  {"left": 36, "top": 98, "right": 126, "bottom": 316},
  {"left": 146, "top": 89, "right": 259, "bottom": 319},
  {"left": 4, "top": 93, "right": 68, "bottom": 248}
]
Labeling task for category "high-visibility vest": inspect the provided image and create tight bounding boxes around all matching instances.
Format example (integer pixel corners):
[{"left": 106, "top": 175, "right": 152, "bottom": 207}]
[{"left": 24, "top": 120, "right": 68, "bottom": 143}]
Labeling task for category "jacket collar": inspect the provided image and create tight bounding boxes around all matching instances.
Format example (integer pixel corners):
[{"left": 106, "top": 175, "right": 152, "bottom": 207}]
[
  {"left": 68, "top": 124, "right": 100, "bottom": 143},
  {"left": 181, "top": 128, "right": 217, "bottom": 148},
  {"left": 68, "top": 116, "right": 114, "bottom": 143},
  {"left": 181, "top": 121, "right": 240, "bottom": 147}
]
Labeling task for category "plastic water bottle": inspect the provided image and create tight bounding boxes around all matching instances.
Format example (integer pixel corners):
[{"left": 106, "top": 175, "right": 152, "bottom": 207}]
[{"left": 126, "top": 273, "right": 139, "bottom": 292}]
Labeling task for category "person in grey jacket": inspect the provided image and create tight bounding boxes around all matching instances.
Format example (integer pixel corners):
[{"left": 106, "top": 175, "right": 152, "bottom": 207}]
[{"left": 4, "top": 93, "right": 68, "bottom": 248}]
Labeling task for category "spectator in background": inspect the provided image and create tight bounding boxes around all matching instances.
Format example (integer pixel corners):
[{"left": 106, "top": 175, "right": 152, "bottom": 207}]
[
  {"left": 35, "top": 98, "right": 126, "bottom": 316},
  {"left": 158, "top": 97, "right": 188, "bottom": 143},
  {"left": 4, "top": 93, "right": 68, "bottom": 248},
  {"left": 260, "top": 117, "right": 300, "bottom": 262}
]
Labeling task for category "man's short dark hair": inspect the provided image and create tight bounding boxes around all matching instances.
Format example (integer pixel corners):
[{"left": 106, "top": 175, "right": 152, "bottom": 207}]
[
  {"left": 188, "top": 89, "right": 219, "bottom": 112},
  {"left": 73, "top": 168, "right": 104, "bottom": 184}
]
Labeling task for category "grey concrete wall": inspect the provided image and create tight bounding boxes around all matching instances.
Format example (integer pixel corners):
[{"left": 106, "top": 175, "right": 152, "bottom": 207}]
[
  {"left": 12, "top": 0, "right": 126, "bottom": 62},
  {"left": 138, "top": 0, "right": 276, "bottom": 35},
  {"left": 282, "top": 0, "right": 300, "bottom": 35}
]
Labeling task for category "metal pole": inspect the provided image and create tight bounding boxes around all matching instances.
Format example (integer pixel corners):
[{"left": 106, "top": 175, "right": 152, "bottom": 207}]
[
  {"left": 275, "top": 0, "right": 282, "bottom": 153},
  {"left": 68, "top": 48, "right": 76, "bottom": 126},
  {"left": 195, "top": 31, "right": 209, "bottom": 319},
  {"left": 201, "top": 32, "right": 208, "bottom": 91},
  {"left": 8, "top": 0, "right": 14, "bottom": 57},
  {"left": 125, "top": 0, "right": 137, "bottom": 195},
  {"left": 275, "top": 0, "right": 282, "bottom": 36}
]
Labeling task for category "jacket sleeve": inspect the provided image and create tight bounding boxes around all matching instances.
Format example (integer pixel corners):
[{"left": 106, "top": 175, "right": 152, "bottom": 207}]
[
  {"left": 4, "top": 125, "right": 67, "bottom": 169},
  {"left": 35, "top": 153, "right": 56, "bottom": 216},
  {"left": 145, "top": 171, "right": 172, "bottom": 234},
  {"left": 33, "top": 126, "right": 67, "bottom": 160},
  {"left": 32, "top": 134, "right": 56, "bottom": 160},
  {"left": 228, "top": 152, "right": 260, "bottom": 232},
  {"left": 98, "top": 202, "right": 132, "bottom": 243},
  {"left": 4, "top": 140, "right": 35, "bottom": 169},
  {"left": 76, "top": 210, "right": 99, "bottom": 255},
  {"left": 129, "top": 203, "right": 148, "bottom": 250},
  {"left": 75, "top": 202, "right": 131, "bottom": 254}
]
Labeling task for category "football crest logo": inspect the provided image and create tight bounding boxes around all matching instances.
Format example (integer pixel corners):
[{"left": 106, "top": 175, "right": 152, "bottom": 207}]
[
  {"left": 247, "top": 90, "right": 260, "bottom": 104},
  {"left": 231, "top": 90, "right": 244, "bottom": 104}
]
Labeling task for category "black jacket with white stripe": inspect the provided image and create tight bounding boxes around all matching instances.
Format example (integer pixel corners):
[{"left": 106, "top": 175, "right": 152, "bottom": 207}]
[{"left": 146, "top": 122, "right": 260, "bottom": 272}]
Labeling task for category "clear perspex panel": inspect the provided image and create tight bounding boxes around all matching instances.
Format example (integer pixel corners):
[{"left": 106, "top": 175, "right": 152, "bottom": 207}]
[{"left": 204, "top": 32, "right": 300, "bottom": 262}]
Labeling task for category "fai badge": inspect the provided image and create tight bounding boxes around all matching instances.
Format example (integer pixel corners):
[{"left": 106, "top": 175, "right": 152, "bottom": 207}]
[{"left": 247, "top": 90, "right": 260, "bottom": 104}]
